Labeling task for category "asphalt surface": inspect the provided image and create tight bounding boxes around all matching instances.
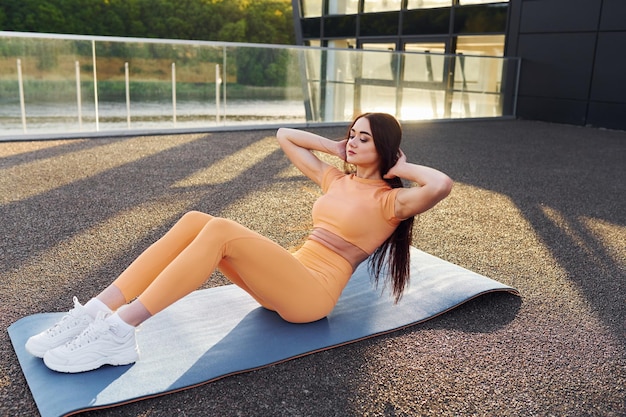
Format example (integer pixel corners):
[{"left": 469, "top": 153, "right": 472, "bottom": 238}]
[{"left": 0, "top": 119, "right": 624, "bottom": 416}]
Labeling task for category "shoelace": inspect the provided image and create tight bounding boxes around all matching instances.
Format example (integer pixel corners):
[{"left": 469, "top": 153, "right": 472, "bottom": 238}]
[
  {"left": 46, "top": 297, "right": 86, "bottom": 337},
  {"left": 65, "top": 312, "right": 114, "bottom": 351}
]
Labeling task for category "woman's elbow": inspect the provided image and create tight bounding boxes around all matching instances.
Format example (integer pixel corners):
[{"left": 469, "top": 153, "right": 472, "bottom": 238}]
[
  {"left": 276, "top": 128, "right": 291, "bottom": 150},
  {"left": 437, "top": 175, "right": 453, "bottom": 200},
  {"left": 276, "top": 127, "right": 285, "bottom": 141}
]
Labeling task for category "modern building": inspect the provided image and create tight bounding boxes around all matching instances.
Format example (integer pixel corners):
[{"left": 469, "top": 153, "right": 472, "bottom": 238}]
[{"left": 291, "top": 0, "right": 626, "bottom": 130}]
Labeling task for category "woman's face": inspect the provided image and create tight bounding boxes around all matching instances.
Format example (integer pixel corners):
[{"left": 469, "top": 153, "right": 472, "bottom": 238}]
[{"left": 346, "top": 117, "right": 380, "bottom": 169}]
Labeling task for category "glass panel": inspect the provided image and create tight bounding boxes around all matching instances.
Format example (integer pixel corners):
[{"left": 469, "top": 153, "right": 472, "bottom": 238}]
[
  {"left": 324, "top": 42, "right": 356, "bottom": 121},
  {"left": 451, "top": 54, "right": 504, "bottom": 117},
  {"left": 455, "top": 35, "right": 505, "bottom": 57},
  {"left": 0, "top": 33, "right": 520, "bottom": 137},
  {"left": 403, "top": 43, "right": 446, "bottom": 83},
  {"left": 400, "top": 89, "right": 446, "bottom": 120},
  {"left": 92, "top": 41, "right": 236, "bottom": 131},
  {"left": 448, "top": 91, "right": 502, "bottom": 117},
  {"left": 360, "top": 12, "right": 400, "bottom": 36},
  {"left": 454, "top": 4, "right": 508, "bottom": 33},
  {"left": 403, "top": 8, "right": 451, "bottom": 35},
  {"left": 361, "top": 43, "right": 397, "bottom": 81},
  {"left": 360, "top": 85, "right": 398, "bottom": 114},
  {"left": 327, "top": 40, "right": 357, "bottom": 81},
  {"left": 363, "top": 0, "right": 402, "bottom": 13},
  {"left": 0, "top": 37, "right": 95, "bottom": 135},
  {"left": 328, "top": 0, "right": 359, "bottom": 15},
  {"left": 405, "top": 42, "right": 446, "bottom": 54},
  {"left": 407, "top": 0, "right": 452, "bottom": 9},
  {"left": 328, "top": 39, "right": 357, "bottom": 52},
  {"left": 324, "top": 15, "right": 357, "bottom": 38},
  {"left": 301, "top": 18, "right": 322, "bottom": 38},
  {"left": 225, "top": 46, "right": 306, "bottom": 126},
  {"left": 302, "top": 0, "right": 323, "bottom": 17}
]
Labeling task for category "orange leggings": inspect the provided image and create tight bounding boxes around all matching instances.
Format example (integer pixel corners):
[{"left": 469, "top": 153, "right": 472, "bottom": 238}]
[{"left": 111, "top": 211, "right": 352, "bottom": 323}]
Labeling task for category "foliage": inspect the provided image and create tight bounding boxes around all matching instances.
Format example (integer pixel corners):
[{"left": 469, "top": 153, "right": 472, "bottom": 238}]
[
  {"left": 0, "top": 0, "right": 296, "bottom": 86},
  {"left": 0, "top": 0, "right": 294, "bottom": 44}
]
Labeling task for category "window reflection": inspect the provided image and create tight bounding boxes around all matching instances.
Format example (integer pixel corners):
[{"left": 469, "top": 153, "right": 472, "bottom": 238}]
[
  {"left": 403, "top": 43, "right": 446, "bottom": 83},
  {"left": 361, "top": 43, "right": 397, "bottom": 81},
  {"left": 328, "top": 0, "right": 359, "bottom": 15},
  {"left": 403, "top": 8, "right": 450, "bottom": 35},
  {"left": 454, "top": 4, "right": 508, "bottom": 33},
  {"left": 301, "top": 18, "right": 322, "bottom": 38},
  {"left": 455, "top": 35, "right": 505, "bottom": 57},
  {"left": 406, "top": 0, "right": 452, "bottom": 9},
  {"left": 325, "top": 15, "right": 357, "bottom": 37},
  {"left": 360, "top": 12, "right": 400, "bottom": 36},
  {"left": 363, "top": 0, "right": 402, "bottom": 13},
  {"left": 453, "top": 36, "right": 505, "bottom": 117},
  {"left": 302, "top": 0, "right": 323, "bottom": 17},
  {"left": 325, "top": 41, "right": 356, "bottom": 121}
]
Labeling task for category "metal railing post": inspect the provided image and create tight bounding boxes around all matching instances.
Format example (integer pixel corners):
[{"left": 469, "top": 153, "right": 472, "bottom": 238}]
[
  {"left": 92, "top": 40, "right": 99, "bottom": 131},
  {"left": 172, "top": 62, "right": 177, "bottom": 126},
  {"left": 216, "top": 64, "right": 221, "bottom": 124},
  {"left": 125, "top": 62, "right": 131, "bottom": 128},
  {"left": 16, "top": 59, "right": 27, "bottom": 133},
  {"left": 75, "top": 61, "right": 83, "bottom": 130}
]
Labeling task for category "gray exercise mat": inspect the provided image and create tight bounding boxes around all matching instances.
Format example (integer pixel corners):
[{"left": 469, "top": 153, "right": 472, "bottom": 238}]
[{"left": 8, "top": 247, "right": 519, "bottom": 417}]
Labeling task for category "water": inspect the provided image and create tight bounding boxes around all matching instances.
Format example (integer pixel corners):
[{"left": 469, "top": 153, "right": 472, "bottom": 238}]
[{"left": 0, "top": 99, "right": 307, "bottom": 138}]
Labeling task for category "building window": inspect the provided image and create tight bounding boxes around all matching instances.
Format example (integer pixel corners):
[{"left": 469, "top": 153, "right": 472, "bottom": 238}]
[
  {"left": 302, "top": 18, "right": 322, "bottom": 38},
  {"left": 328, "top": 0, "right": 360, "bottom": 15},
  {"left": 455, "top": 35, "right": 505, "bottom": 56},
  {"left": 454, "top": 4, "right": 508, "bottom": 33},
  {"left": 403, "top": 8, "right": 451, "bottom": 35},
  {"left": 301, "top": 0, "right": 323, "bottom": 17},
  {"left": 406, "top": 0, "right": 452, "bottom": 9},
  {"left": 360, "top": 11, "right": 400, "bottom": 36},
  {"left": 324, "top": 15, "right": 357, "bottom": 38},
  {"left": 363, "top": 0, "right": 402, "bottom": 13}
]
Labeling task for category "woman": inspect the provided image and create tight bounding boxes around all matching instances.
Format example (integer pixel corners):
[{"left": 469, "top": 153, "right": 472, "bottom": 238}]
[{"left": 25, "top": 112, "right": 452, "bottom": 373}]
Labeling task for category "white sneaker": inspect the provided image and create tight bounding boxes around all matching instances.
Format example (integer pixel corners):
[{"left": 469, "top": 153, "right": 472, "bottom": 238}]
[
  {"left": 43, "top": 313, "right": 138, "bottom": 373},
  {"left": 25, "top": 297, "right": 94, "bottom": 358}
]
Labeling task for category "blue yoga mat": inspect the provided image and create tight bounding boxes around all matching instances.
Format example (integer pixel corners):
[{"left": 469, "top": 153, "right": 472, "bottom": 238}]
[{"left": 8, "top": 247, "right": 518, "bottom": 417}]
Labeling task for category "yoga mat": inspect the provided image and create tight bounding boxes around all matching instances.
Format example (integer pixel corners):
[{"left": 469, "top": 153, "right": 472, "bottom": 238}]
[{"left": 8, "top": 247, "right": 518, "bottom": 417}]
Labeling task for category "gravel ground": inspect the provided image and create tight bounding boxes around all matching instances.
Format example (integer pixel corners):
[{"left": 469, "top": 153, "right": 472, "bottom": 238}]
[{"left": 1, "top": 119, "right": 624, "bottom": 417}]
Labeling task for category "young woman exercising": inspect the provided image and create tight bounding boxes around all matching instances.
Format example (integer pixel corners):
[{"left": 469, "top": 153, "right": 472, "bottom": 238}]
[{"left": 26, "top": 112, "right": 452, "bottom": 373}]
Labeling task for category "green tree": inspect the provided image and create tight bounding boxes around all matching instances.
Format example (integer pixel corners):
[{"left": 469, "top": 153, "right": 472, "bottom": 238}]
[
  {"left": 0, "top": 0, "right": 296, "bottom": 85},
  {"left": 0, "top": 0, "right": 295, "bottom": 44}
]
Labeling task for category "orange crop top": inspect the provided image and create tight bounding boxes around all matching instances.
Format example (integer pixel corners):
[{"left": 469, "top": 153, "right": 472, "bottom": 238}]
[{"left": 312, "top": 165, "right": 402, "bottom": 255}]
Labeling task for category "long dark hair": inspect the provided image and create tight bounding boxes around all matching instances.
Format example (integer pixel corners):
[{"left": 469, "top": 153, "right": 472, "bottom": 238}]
[{"left": 345, "top": 113, "right": 414, "bottom": 302}]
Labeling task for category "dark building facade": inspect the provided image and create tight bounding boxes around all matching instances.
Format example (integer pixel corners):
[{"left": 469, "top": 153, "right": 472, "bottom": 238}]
[
  {"left": 507, "top": 0, "right": 626, "bottom": 130},
  {"left": 291, "top": 0, "right": 626, "bottom": 130}
]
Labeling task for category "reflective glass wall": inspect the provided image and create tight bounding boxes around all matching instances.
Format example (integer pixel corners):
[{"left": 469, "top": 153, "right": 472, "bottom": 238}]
[
  {"left": 294, "top": 0, "right": 511, "bottom": 122},
  {"left": 0, "top": 32, "right": 519, "bottom": 140},
  {"left": 304, "top": 46, "right": 517, "bottom": 122}
]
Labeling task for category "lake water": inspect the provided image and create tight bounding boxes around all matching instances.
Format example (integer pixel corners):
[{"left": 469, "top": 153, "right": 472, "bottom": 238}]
[{"left": 0, "top": 99, "right": 308, "bottom": 138}]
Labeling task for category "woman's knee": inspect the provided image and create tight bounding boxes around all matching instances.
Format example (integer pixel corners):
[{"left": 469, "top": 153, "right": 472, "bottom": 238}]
[
  {"left": 200, "top": 217, "right": 238, "bottom": 235},
  {"left": 174, "top": 211, "right": 214, "bottom": 232},
  {"left": 180, "top": 210, "right": 213, "bottom": 224}
]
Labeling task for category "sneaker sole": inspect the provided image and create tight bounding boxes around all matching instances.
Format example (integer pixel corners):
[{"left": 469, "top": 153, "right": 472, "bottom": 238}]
[{"left": 43, "top": 350, "right": 138, "bottom": 373}]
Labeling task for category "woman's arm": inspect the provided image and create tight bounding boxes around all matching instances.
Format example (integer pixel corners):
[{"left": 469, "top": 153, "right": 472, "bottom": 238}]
[
  {"left": 276, "top": 127, "right": 346, "bottom": 186},
  {"left": 385, "top": 151, "right": 453, "bottom": 219}
]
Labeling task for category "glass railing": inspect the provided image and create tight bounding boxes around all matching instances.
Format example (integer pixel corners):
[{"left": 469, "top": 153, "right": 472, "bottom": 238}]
[{"left": 0, "top": 31, "right": 520, "bottom": 140}]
